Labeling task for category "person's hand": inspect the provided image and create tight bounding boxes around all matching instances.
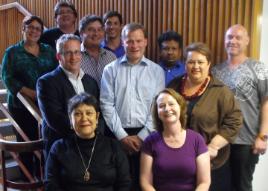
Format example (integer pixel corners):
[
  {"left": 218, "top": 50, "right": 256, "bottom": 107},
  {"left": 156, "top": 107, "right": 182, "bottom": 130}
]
[
  {"left": 20, "top": 87, "right": 37, "bottom": 100},
  {"left": 207, "top": 144, "right": 218, "bottom": 160},
  {"left": 121, "top": 135, "right": 142, "bottom": 154},
  {"left": 253, "top": 137, "right": 267, "bottom": 155}
]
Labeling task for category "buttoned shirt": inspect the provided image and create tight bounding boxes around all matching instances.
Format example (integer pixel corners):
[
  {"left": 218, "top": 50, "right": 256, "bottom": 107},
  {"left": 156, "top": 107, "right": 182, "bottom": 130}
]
[
  {"left": 159, "top": 60, "right": 185, "bottom": 86},
  {"left": 100, "top": 55, "right": 165, "bottom": 140},
  {"left": 100, "top": 40, "right": 125, "bottom": 58},
  {"left": 60, "top": 66, "right": 85, "bottom": 94},
  {"left": 81, "top": 46, "right": 116, "bottom": 87}
]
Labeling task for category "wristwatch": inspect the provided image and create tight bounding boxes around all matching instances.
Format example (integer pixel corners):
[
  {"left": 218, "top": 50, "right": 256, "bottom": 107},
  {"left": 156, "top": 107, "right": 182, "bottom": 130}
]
[{"left": 258, "top": 133, "right": 268, "bottom": 142}]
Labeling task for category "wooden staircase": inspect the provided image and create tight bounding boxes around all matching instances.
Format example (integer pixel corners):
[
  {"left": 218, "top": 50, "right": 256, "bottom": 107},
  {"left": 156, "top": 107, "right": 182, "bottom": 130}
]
[{"left": 0, "top": 81, "right": 22, "bottom": 182}]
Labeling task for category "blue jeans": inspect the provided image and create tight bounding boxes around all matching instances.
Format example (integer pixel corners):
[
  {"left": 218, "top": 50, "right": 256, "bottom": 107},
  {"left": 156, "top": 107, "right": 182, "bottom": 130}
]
[{"left": 230, "top": 144, "right": 259, "bottom": 191}]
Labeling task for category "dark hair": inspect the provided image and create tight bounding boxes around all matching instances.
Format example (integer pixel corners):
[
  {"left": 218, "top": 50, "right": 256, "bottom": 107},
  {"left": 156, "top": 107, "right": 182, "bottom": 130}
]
[
  {"left": 121, "top": 23, "right": 147, "bottom": 39},
  {"left": 103, "top": 11, "right": 123, "bottom": 24},
  {"left": 68, "top": 93, "right": 100, "bottom": 117},
  {"left": 158, "top": 30, "right": 183, "bottom": 49},
  {"left": 79, "top": 15, "right": 103, "bottom": 33},
  {"left": 153, "top": 88, "right": 187, "bottom": 132},
  {"left": 22, "top": 15, "right": 44, "bottom": 33},
  {"left": 54, "top": 1, "right": 78, "bottom": 18},
  {"left": 184, "top": 42, "right": 212, "bottom": 63}
]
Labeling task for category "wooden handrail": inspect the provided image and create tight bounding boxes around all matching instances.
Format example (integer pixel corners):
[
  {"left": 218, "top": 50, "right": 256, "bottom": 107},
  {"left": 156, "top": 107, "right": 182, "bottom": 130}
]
[
  {"left": 0, "top": 2, "right": 47, "bottom": 30},
  {"left": 0, "top": 2, "right": 31, "bottom": 16},
  {"left": 17, "top": 92, "right": 42, "bottom": 126},
  {"left": 0, "top": 102, "right": 30, "bottom": 142}
]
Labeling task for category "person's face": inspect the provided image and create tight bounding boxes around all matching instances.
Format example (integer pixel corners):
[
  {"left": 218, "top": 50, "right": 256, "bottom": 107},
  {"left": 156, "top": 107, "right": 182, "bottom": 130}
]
[
  {"left": 81, "top": 21, "right": 104, "bottom": 47},
  {"left": 57, "top": 40, "right": 81, "bottom": 75},
  {"left": 157, "top": 93, "right": 181, "bottom": 126},
  {"left": 71, "top": 104, "right": 99, "bottom": 139},
  {"left": 160, "top": 40, "right": 181, "bottom": 65},
  {"left": 224, "top": 26, "right": 249, "bottom": 57},
  {"left": 55, "top": 6, "right": 76, "bottom": 28},
  {"left": 23, "top": 20, "right": 42, "bottom": 43},
  {"left": 123, "top": 29, "right": 148, "bottom": 64},
  {"left": 104, "top": 16, "right": 122, "bottom": 39},
  {"left": 185, "top": 51, "right": 210, "bottom": 83}
]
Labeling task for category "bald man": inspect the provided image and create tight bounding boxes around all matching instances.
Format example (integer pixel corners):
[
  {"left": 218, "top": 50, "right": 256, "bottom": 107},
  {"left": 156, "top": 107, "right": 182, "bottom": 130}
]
[{"left": 212, "top": 24, "right": 268, "bottom": 191}]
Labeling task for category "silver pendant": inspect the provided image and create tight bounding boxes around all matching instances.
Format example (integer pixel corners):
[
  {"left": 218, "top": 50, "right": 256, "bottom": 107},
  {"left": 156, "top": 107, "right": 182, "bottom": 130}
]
[{"left": 84, "top": 170, "right": 90, "bottom": 181}]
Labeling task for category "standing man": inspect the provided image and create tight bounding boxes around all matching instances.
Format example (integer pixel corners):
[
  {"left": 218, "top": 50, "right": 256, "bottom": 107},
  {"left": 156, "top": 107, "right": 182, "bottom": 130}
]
[
  {"left": 212, "top": 24, "right": 268, "bottom": 191},
  {"left": 100, "top": 23, "right": 165, "bottom": 190},
  {"left": 37, "top": 34, "right": 99, "bottom": 158},
  {"left": 40, "top": 1, "right": 79, "bottom": 50},
  {"left": 80, "top": 15, "right": 116, "bottom": 87},
  {"left": 101, "top": 11, "right": 125, "bottom": 58},
  {"left": 158, "top": 30, "right": 185, "bottom": 85}
]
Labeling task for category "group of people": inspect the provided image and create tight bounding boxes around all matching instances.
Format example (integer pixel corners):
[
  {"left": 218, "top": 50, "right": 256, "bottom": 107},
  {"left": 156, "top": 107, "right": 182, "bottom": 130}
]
[{"left": 1, "top": 1, "right": 268, "bottom": 191}]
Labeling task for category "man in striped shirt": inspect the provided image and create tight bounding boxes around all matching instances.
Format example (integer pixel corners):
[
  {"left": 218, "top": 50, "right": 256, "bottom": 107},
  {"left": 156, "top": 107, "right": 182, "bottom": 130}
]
[{"left": 79, "top": 15, "right": 116, "bottom": 87}]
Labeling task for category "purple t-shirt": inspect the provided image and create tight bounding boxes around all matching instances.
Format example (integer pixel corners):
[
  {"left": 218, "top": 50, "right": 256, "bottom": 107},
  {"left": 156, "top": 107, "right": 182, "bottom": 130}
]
[{"left": 141, "top": 129, "right": 207, "bottom": 191}]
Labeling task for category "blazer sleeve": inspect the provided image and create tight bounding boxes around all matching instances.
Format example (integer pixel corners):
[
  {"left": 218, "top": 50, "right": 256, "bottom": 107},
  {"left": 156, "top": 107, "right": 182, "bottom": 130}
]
[
  {"left": 218, "top": 86, "right": 243, "bottom": 143},
  {"left": 37, "top": 75, "right": 73, "bottom": 136}
]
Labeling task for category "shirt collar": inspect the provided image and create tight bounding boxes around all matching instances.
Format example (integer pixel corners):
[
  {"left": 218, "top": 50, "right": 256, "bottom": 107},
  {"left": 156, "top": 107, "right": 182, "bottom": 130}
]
[
  {"left": 81, "top": 43, "right": 106, "bottom": 57},
  {"left": 160, "top": 60, "right": 184, "bottom": 70},
  {"left": 119, "top": 55, "right": 148, "bottom": 66},
  {"left": 60, "top": 65, "right": 84, "bottom": 80}
]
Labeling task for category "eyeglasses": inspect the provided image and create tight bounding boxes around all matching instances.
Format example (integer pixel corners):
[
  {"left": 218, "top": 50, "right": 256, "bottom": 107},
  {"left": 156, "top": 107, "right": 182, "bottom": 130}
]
[
  {"left": 61, "top": 50, "right": 82, "bottom": 57},
  {"left": 26, "top": 25, "right": 42, "bottom": 32},
  {"left": 57, "top": 10, "right": 74, "bottom": 15}
]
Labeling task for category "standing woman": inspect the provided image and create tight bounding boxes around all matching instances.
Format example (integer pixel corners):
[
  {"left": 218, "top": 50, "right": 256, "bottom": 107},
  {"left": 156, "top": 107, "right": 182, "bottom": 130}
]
[
  {"left": 140, "top": 88, "right": 210, "bottom": 191},
  {"left": 168, "top": 42, "right": 242, "bottom": 191},
  {"left": 1, "top": 15, "right": 58, "bottom": 175}
]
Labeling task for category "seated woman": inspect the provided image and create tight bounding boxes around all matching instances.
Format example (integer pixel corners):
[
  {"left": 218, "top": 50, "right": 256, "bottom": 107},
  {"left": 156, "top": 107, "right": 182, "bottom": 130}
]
[
  {"left": 168, "top": 42, "right": 242, "bottom": 191},
  {"left": 140, "top": 88, "right": 210, "bottom": 191},
  {"left": 45, "top": 93, "right": 131, "bottom": 191}
]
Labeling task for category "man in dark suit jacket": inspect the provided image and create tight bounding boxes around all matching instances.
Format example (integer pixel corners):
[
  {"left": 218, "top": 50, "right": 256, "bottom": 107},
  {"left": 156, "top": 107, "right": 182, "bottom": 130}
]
[{"left": 37, "top": 34, "right": 99, "bottom": 158}]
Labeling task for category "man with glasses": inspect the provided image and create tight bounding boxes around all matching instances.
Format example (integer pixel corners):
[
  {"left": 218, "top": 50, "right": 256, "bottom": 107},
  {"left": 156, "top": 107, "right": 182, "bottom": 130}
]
[
  {"left": 80, "top": 15, "right": 116, "bottom": 87},
  {"left": 37, "top": 34, "right": 99, "bottom": 158},
  {"left": 40, "top": 1, "right": 79, "bottom": 50}
]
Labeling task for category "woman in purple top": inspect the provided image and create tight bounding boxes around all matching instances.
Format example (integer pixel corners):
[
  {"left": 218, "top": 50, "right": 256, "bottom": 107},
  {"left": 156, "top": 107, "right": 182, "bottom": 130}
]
[{"left": 140, "top": 88, "right": 210, "bottom": 191}]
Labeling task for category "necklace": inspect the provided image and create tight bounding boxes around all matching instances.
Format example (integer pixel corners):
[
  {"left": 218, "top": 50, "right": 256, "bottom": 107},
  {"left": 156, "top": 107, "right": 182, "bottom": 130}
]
[
  {"left": 179, "top": 74, "right": 210, "bottom": 100},
  {"left": 75, "top": 134, "right": 98, "bottom": 181}
]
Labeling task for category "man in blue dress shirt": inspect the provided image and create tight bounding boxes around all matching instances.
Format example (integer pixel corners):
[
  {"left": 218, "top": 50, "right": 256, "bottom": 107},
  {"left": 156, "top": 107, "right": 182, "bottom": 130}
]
[
  {"left": 158, "top": 30, "right": 185, "bottom": 86},
  {"left": 100, "top": 23, "right": 165, "bottom": 191}
]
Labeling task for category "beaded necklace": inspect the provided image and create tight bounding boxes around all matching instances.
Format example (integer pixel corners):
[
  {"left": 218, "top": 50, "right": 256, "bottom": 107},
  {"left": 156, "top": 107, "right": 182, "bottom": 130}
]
[{"left": 179, "top": 74, "right": 210, "bottom": 100}]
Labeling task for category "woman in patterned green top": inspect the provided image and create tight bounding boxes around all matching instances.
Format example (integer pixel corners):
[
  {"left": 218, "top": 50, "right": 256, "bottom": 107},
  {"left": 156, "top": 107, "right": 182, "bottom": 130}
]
[{"left": 1, "top": 15, "right": 58, "bottom": 177}]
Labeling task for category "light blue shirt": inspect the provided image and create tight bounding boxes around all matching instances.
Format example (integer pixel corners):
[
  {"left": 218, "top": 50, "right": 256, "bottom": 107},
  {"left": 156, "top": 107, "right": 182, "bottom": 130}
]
[{"left": 100, "top": 55, "right": 165, "bottom": 140}]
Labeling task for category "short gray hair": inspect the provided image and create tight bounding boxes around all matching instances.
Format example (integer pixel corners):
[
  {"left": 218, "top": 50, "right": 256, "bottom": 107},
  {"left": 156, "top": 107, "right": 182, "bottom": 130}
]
[
  {"left": 121, "top": 23, "right": 147, "bottom": 40},
  {"left": 56, "top": 34, "right": 81, "bottom": 54}
]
